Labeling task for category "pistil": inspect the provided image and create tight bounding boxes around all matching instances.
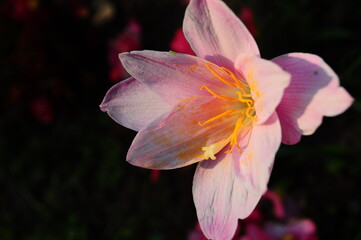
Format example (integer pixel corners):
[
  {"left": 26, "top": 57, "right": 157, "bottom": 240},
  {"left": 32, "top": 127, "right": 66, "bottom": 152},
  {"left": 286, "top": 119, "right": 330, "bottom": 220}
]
[{"left": 199, "top": 63, "right": 258, "bottom": 160}]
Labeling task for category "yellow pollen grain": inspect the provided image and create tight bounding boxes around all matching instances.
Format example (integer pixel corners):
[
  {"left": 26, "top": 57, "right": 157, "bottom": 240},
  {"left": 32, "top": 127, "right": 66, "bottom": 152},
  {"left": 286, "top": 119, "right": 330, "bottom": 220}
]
[
  {"left": 247, "top": 70, "right": 255, "bottom": 82},
  {"left": 188, "top": 65, "right": 199, "bottom": 72}
]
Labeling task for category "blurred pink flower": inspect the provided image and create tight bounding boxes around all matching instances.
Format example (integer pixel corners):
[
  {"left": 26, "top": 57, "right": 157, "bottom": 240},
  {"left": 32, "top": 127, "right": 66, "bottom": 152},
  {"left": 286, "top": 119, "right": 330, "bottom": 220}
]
[
  {"left": 3, "top": 0, "right": 39, "bottom": 21},
  {"left": 188, "top": 224, "right": 208, "bottom": 240},
  {"left": 240, "top": 224, "right": 274, "bottom": 240},
  {"left": 239, "top": 7, "right": 257, "bottom": 37},
  {"left": 170, "top": 28, "right": 195, "bottom": 55},
  {"left": 182, "top": 0, "right": 191, "bottom": 5},
  {"left": 239, "top": 219, "right": 318, "bottom": 240},
  {"left": 30, "top": 96, "right": 53, "bottom": 124},
  {"left": 263, "top": 191, "right": 285, "bottom": 219},
  {"left": 240, "top": 191, "right": 318, "bottom": 240},
  {"left": 265, "top": 219, "right": 318, "bottom": 240},
  {"left": 108, "top": 19, "right": 141, "bottom": 83},
  {"left": 150, "top": 170, "right": 160, "bottom": 183},
  {"left": 239, "top": 220, "right": 318, "bottom": 240},
  {"left": 100, "top": 0, "right": 353, "bottom": 239},
  {"left": 72, "top": 2, "right": 89, "bottom": 19}
]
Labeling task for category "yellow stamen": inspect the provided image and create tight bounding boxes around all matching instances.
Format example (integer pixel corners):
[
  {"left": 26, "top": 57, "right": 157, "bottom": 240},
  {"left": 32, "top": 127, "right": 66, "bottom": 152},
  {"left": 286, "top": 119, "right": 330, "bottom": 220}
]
[
  {"left": 205, "top": 63, "right": 237, "bottom": 88},
  {"left": 198, "top": 109, "right": 236, "bottom": 126},
  {"left": 220, "top": 67, "right": 245, "bottom": 89},
  {"left": 197, "top": 63, "right": 258, "bottom": 157},
  {"left": 200, "top": 86, "right": 238, "bottom": 101},
  {"left": 230, "top": 116, "right": 243, "bottom": 150}
]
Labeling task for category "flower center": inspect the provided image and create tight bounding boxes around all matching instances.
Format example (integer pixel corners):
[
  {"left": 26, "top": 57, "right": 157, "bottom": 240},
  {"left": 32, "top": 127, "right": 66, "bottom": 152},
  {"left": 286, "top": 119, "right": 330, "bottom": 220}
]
[{"left": 199, "top": 63, "right": 257, "bottom": 159}]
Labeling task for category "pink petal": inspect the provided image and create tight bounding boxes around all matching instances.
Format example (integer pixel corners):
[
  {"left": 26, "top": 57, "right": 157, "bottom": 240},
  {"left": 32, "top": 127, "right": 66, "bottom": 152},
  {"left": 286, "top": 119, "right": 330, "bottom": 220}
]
[
  {"left": 234, "top": 112, "right": 281, "bottom": 193},
  {"left": 183, "top": 0, "right": 259, "bottom": 69},
  {"left": 193, "top": 152, "right": 263, "bottom": 240},
  {"left": 127, "top": 96, "right": 238, "bottom": 169},
  {"left": 119, "top": 51, "right": 233, "bottom": 106},
  {"left": 235, "top": 54, "right": 291, "bottom": 124},
  {"left": 99, "top": 77, "right": 171, "bottom": 131},
  {"left": 273, "top": 53, "right": 354, "bottom": 144}
]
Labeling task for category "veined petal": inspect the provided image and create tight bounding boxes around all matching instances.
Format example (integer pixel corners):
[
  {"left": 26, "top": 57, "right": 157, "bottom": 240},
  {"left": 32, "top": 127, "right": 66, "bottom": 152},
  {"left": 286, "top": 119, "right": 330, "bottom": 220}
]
[
  {"left": 127, "top": 96, "right": 238, "bottom": 169},
  {"left": 184, "top": 0, "right": 259, "bottom": 70},
  {"left": 234, "top": 112, "right": 281, "bottom": 193},
  {"left": 193, "top": 152, "right": 263, "bottom": 240},
  {"left": 99, "top": 77, "right": 171, "bottom": 131},
  {"left": 235, "top": 54, "right": 291, "bottom": 124},
  {"left": 273, "top": 53, "right": 354, "bottom": 145},
  {"left": 119, "top": 51, "right": 233, "bottom": 105}
]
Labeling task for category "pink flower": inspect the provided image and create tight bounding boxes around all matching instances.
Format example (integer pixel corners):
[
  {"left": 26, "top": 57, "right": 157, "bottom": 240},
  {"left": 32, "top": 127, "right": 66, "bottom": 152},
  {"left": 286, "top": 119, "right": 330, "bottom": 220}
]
[
  {"left": 100, "top": 0, "right": 353, "bottom": 239},
  {"left": 108, "top": 19, "right": 141, "bottom": 82}
]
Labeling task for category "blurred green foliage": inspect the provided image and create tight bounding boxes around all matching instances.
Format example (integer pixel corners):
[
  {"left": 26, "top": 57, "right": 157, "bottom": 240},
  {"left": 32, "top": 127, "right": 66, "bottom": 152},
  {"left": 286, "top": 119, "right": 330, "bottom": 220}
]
[{"left": 0, "top": 0, "right": 360, "bottom": 239}]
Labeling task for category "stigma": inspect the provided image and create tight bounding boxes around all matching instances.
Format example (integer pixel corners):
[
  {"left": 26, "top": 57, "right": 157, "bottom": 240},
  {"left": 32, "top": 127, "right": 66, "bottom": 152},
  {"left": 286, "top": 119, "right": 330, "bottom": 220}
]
[{"left": 202, "top": 145, "right": 217, "bottom": 160}]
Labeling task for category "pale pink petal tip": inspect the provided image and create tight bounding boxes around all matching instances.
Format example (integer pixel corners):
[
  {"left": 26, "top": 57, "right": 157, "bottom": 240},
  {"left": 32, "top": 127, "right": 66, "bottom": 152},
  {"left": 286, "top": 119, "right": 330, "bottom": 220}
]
[
  {"left": 273, "top": 53, "right": 353, "bottom": 144},
  {"left": 183, "top": 0, "right": 259, "bottom": 69},
  {"left": 100, "top": 77, "right": 170, "bottom": 131}
]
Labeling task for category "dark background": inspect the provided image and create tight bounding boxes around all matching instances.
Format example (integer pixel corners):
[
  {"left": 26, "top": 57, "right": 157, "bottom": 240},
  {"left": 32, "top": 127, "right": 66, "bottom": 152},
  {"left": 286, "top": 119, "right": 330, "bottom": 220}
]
[{"left": 0, "top": 0, "right": 360, "bottom": 239}]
